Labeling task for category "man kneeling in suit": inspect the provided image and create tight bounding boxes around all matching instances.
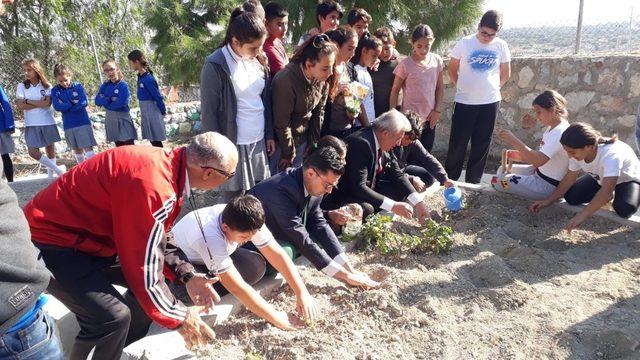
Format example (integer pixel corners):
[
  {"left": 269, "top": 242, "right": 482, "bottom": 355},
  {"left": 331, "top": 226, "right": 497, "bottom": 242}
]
[
  {"left": 323, "top": 109, "right": 430, "bottom": 221},
  {"left": 249, "top": 145, "right": 379, "bottom": 289}
]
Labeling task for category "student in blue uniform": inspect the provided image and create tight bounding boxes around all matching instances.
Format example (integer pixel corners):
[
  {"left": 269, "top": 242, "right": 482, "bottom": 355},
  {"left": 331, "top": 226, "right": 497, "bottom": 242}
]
[
  {"left": 128, "top": 50, "right": 167, "bottom": 148},
  {"left": 51, "top": 64, "right": 97, "bottom": 164},
  {"left": 0, "top": 84, "right": 15, "bottom": 182},
  {"left": 95, "top": 60, "right": 137, "bottom": 147}
]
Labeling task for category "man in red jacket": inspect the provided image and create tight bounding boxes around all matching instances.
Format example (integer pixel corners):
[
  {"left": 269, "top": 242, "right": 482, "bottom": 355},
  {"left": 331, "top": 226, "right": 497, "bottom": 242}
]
[{"left": 24, "top": 132, "right": 238, "bottom": 359}]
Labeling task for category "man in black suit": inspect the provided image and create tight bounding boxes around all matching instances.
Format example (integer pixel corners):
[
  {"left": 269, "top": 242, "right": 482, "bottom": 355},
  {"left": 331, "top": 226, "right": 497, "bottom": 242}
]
[
  {"left": 323, "top": 109, "right": 430, "bottom": 221},
  {"left": 248, "top": 145, "right": 379, "bottom": 289}
]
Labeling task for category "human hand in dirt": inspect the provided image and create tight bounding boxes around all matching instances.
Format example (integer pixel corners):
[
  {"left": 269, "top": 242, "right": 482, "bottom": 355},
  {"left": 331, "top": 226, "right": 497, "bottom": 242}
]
[
  {"left": 177, "top": 306, "right": 216, "bottom": 351},
  {"left": 271, "top": 310, "right": 299, "bottom": 330},
  {"left": 567, "top": 213, "right": 588, "bottom": 235},
  {"left": 186, "top": 274, "right": 221, "bottom": 311},
  {"left": 343, "top": 271, "right": 380, "bottom": 290},
  {"left": 522, "top": 113, "right": 537, "bottom": 129},
  {"left": 443, "top": 179, "right": 455, "bottom": 188},
  {"left": 414, "top": 201, "right": 430, "bottom": 223},
  {"left": 296, "top": 290, "right": 319, "bottom": 323},
  {"left": 426, "top": 110, "right": 441, "bottom": 129},
  {"left": 266, "top": 140, "right": 276, "bottom": 156},
  {"left": 391, "top": 202, "right": 413, "bottom": 219},
  {"left": 411, "top": 176, "right": 427, "bottom": 193},
  {"left": 529, "top": 199, "right": 553, "bottom": 213}
]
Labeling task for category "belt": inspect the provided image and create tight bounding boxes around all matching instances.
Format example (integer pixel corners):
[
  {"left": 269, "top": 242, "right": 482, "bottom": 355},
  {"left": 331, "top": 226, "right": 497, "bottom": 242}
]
[{"left": 536, "top": 169, "right": 560, "bottom": 187}]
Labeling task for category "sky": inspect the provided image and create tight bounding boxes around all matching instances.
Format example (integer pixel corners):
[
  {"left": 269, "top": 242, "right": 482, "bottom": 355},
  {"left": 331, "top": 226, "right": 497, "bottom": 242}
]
[{"left": 482, "top": 0, "right": 638, "bottom": 28}]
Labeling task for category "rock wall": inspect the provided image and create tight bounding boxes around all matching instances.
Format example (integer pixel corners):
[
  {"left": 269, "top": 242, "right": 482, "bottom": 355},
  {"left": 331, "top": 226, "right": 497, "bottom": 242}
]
[{"left": 433, "top": 56, "right": 640, "bottom": 158}]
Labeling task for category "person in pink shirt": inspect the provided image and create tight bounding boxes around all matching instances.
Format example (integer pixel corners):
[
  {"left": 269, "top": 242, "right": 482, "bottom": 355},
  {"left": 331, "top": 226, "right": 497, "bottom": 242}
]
[
  {"left": 389, "top": 24, "right": 444, "bottom": 152},
  {"left": 263, "top": 2, "right": 289, "bottom": 77}
]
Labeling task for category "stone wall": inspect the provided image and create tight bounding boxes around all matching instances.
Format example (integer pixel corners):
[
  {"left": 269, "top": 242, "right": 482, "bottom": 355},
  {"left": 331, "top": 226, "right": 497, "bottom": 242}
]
[{"left": 432, "top": 56, "right": 640, "bottom": 158}]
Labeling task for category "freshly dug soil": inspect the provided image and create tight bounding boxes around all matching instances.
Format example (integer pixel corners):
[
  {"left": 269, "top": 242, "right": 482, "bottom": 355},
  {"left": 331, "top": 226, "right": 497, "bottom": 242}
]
[{"left": 206, "top": 190, "right": 640, "bottom": 359}]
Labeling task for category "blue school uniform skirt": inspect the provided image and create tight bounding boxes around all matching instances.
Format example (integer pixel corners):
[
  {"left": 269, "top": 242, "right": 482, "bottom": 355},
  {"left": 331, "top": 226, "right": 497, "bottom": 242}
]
[
  {"left": 24, "top": 125, "right": 61, "bottom": 148},
  {"left": 0, "top": 132, "right": 15, "bottom": 155},
  {"left": 139, "top": 100, "right": 166, "bottom": 142},
  {"left": 65, "top": 124, "right": 98, "bottom": 149},
  {"left": 105, "top": 110, "right": 137, "bottom": 142}
]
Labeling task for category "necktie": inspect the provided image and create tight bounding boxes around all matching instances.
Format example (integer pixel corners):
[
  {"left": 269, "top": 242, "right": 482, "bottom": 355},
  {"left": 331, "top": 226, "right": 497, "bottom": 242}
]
[
  {"left": 376, "top": 149, "right": 384, "bottom": 175},
  {"left": 302, "top": 195, "right": 311, "bottom": 227}
]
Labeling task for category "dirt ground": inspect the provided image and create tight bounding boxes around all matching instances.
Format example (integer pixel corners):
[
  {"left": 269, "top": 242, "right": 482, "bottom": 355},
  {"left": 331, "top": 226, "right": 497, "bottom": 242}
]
[{"left": 196, "top": 190, "right": 640, "bottom": 360}]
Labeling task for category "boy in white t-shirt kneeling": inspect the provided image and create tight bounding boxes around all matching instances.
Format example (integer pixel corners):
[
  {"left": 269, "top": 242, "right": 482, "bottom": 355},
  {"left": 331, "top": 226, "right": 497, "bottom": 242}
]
[
  {"left": 170, "top": 195, "right": 318, "bottom": 330},
  {"left": 493, "top": 90, "right": 570, "bottom": 200},
  {"left": 531, "top": 123, "right": 640, "bottom": 232}
]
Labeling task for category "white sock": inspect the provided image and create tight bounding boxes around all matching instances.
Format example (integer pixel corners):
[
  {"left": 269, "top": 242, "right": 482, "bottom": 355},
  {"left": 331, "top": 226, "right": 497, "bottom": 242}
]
[
  {"left": 39, "top": 156, "right": 60, "bottom": 176},
  {"left": 85, "top": 150, "right": 95, "bottom": 159},
  {"left": 74, "top": 153, "right": 85, "bottom": 164},
  {"left": 46, "top": 156, "right": 64, "bottom": 176}
]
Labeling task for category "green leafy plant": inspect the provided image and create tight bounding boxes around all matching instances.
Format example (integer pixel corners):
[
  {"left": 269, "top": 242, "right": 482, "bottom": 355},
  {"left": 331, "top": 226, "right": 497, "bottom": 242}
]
[{"left": 343, "top": 214, "right": 453, "bottom": 255}]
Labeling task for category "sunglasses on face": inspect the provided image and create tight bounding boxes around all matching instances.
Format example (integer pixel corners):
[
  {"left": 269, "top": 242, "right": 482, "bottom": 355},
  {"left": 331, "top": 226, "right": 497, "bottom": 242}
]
[
  {"left": 480, "top": 30, "right": 497, "bottom": 38},
  {"left": 201, "top": 166, "right": 235, "bottom": 179}
]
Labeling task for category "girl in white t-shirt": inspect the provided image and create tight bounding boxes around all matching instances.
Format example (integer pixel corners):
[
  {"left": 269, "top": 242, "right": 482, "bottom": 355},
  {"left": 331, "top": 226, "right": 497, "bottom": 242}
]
[
  {"left": 14, "top": 59, "right": 65, "bottom": 177},
  {"left": 531, "top": 123, "right": 640, "bottom": 232},
  {"left": 351, "top": 32, "right": 382, "bottom": 126},
  {"left": 445, "top": 10, "right": 511, "bottom": 184},
  {"left": 492, "top": 90, "right": 570, "bottom": 200}
]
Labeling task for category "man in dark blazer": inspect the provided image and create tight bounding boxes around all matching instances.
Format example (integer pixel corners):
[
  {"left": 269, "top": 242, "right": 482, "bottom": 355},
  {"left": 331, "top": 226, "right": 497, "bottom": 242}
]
[
  {"left": 248, "top": 146, "right": 379, "bottom": 289},
  {"left": 323, "top": 109, "right": 430, "bottom": 221}
]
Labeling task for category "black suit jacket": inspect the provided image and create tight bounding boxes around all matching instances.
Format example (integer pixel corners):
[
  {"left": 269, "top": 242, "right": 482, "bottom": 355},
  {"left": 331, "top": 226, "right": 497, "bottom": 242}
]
[
  {"left": 248, "top": 167, "right": 342, "bottom": 271},
  {"left": 325, "top": 127, "right": 414, "bottom": 210},
  {"left": 393, "top": 141, "right": 448, "bottom": 185}
]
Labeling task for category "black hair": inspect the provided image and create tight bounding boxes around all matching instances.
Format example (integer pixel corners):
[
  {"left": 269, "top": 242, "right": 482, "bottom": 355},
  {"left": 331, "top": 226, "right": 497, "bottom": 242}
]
[
  {"left": 374, "top": 27, "right": 396, "bottom": 46},
  {"left": 241, "top": 0, "right": 265, "bottom": 20},
  {"left": 53, "top": 63, "right": 72, "bottom": 78},
  {"left": 347, "top": 7, "right": 371, "bottom": 26},
  {"left": 411, "top": 24, "right": 434, "bottom": 43},
  {"left": 265, "top": 1, "right": 288, "bottom": 21},
  {"left": 325, "top": 26, "right": 357, "bottom": 47},
  {"left": 316, "top": 0, "right": 343, "bottom": 27},
  {"left": 532, "top": 90, "right": 568, "bottom": 118},
  {"left": 127, "top": 49, "right": 153, "bottom": 74},
  {"left": 479, "top": 10, "right": 503, "bottom": 32},
  {"left": 221, "top": 8, "right": 267, "bottom": 47},
  {"left": 303, "top": 145, "right": 345, "bottom": 176},
  {"left": 351, "top": 31, "right": 382, "bottom": 65},
  {"left": 220, "top": 194, "right": 266, "bottom": 232},
  {"left": 403, "top": 110, "right": 423, "bottom": 139},
  {"left": 303, "top": 135, "right": 347, "bottom": 161},
  {"left": 560, "top": 122, "right": 617, "bottom": 149},
  {"left": 290, "top": 34, "right": 337, "bottom": 66}
]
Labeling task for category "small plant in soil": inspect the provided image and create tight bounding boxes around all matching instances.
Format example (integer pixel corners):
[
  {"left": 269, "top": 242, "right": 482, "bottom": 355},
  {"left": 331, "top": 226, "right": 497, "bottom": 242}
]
[{"left": 343, "top": 214, "right": 454, "bottom": 255}]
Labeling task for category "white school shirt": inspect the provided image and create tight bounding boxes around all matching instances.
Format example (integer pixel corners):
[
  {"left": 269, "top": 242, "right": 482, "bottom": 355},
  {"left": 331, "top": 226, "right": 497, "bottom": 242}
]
[
  {"left": 450, "top": 34, "right": 511, "bottom": 105},
  {"left": 568, "top": 141, "right": 640, "bottom": 185},
  {"left": 171, "top": 204, "right": 273, "bottom": 274},
  {"left": 354, "top": 64, "right": 376, "bottom": 125},
  {"left": 15, "top": 82, "right": 56, "bottom": 127},
  {"left": 222, "top": 45, "right": 266, "bottom": 145},
  {"left": 537, "top": 120, "right": 570, "bottom": 181}
]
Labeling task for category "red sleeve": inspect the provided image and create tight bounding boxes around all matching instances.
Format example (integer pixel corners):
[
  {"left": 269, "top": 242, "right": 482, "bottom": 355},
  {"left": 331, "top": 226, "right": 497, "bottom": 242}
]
[
  {"left": 264, "top": 41, "right": 287, "bottom": 75},
  {"left": 111, "top": 173, "right": 187, "bottom": 329}
]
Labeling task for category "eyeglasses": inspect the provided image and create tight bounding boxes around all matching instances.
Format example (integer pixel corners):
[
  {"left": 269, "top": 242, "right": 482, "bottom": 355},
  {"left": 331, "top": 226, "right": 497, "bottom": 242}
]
[
  {"left": 312, "top": 34, "right": 330, "bottom": 49},
  {"left": 201, "top": 166, "right": 235, "bottom": 179},
  {"left": 312, "top": 168, "right": 339, "bottom": 191},
  {"left": 103, "top": 68, "right": 117, "bottom": 73},
  {"left": 479, "top": 30, "right": 497, "bottom": 38}
]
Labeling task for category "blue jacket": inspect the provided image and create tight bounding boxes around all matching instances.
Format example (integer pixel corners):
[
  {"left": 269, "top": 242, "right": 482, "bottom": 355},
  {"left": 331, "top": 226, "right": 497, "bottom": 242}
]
[
  {"left": 51, "top": 82, "right": 91, "bottom": 130},
  {"left": 247, "top": 166, "right": 344, "bottom": 272},
  {"left": 137, "top": 71, "right": 166, "bottom": 115},
  {"left": 95, "top": 80, "right": 130, "bottom": 113},
  {"left": 0, "top": 85, "right": 15, "bottom": 133}
]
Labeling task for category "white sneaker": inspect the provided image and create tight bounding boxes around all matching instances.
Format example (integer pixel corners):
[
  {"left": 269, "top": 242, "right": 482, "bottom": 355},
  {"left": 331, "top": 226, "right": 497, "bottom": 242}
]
[{"left": 49, "top": 165, "right": 67, "bottom": 178}]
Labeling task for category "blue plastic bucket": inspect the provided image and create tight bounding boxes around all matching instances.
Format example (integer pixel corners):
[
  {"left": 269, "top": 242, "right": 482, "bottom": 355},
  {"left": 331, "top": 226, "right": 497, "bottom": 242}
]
[{"left": 443, "top": 186, "right": 463, "bottom": 212}]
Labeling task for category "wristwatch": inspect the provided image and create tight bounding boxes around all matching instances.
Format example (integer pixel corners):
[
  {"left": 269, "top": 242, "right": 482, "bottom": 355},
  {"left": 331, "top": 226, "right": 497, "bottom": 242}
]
[{"left": 181, "top": 271, "right": 196, "bottom": 284}]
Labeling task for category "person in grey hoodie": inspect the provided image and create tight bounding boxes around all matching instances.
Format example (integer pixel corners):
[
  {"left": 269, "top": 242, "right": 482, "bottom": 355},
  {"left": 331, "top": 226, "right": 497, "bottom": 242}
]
[
  {"left": 200, "top": 9, "right": 274, "bottom": 202},
  {"left": 0, "top": 172, "right": 62, "bottom": 358}
]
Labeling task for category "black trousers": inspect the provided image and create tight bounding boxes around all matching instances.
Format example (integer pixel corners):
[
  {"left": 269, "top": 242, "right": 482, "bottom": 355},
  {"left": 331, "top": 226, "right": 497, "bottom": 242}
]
[
  {"left": 444, "top": 101, "right": 500, "bottom": 184},
  {"left": 2, "top": 153, "right": 13, "bottom": 182},
  {"left": 405, "top": 165, "right": 436, "bottom": 188},
  {"left": 564, "top": 175, "right": 640, "bottom": 218},
  {"left": 37, "top": 245, "right": 152, "bottom": 360},
  {"left": 420, "top": 124, "right": 436, "bottom": 153}
]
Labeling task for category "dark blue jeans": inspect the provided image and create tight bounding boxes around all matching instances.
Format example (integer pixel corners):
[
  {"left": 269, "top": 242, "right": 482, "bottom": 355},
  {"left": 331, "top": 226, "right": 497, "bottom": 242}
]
[{"left": 0, "top": 309, "right": 63, "bottom": 360}]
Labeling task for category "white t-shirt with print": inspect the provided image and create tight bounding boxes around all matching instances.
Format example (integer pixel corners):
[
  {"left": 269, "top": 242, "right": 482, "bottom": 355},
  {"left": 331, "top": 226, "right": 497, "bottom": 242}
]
[
  {"left": 15, "top": 82, "right": 56, "bottom": 127},
  {"left": 354, "top": 64, "right": 376, "bottom": 125},
  {"left": 171, "top": 204, "right": 273, "bottom": 274},
  {"left": 568, "top": 141, "right": 640, "bottom": 185},
  {"left": 222, "top": 46, "right": 266, "bottom": 145},
  {"left": 450, "top": 34, "right": 511, "bottom": 105},
  {"left": 537, "top": 120, "right": 570, "bottom": 181}
]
